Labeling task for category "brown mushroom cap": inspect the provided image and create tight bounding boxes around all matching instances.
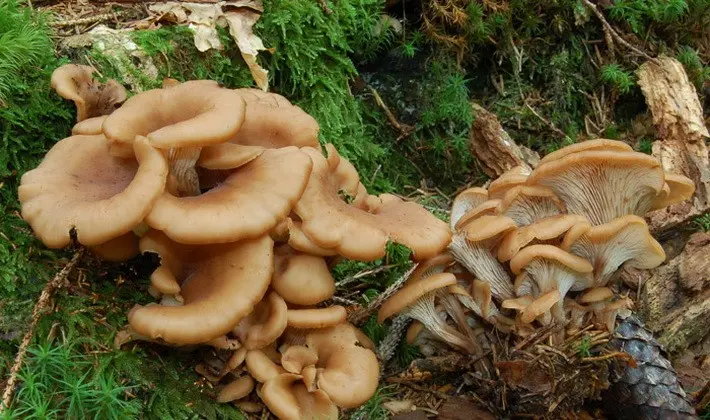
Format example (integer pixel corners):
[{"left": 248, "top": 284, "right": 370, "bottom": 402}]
[
  {"left": 526, "top": 150, "right": 664, "bottom": 225},
  {"left": 650, "top": 173, "right": 696, "bottom": 210},
  {"left": 454, "top": 199, "right": 501, "bottom": 230},
  {"left": 488, "top": 165, "right": 531, "bottom": 199},
  {"left": 260, "top": 373, "right": 338, "bottom": 420},
  {"left": 145, "top": 146, "right": 312, "bottom": 244},
  {"left": 72, "top": 115, "right": 108, "bottom": 136},
  {"left": 520, "top": 290, "right": 561, "bottom": 324},
  {"left": 233, "top": 291, "right": 288, "bottom": 350},
  {"left": 197, "top": 143, "right": 265, "bottom": 170},
  {"left": 217, "top": 375, "right": 255, "bottom": 403},
  {"left": 231, "top": 88, "right": 320, "bottom": 149},
  {"left": 51, "top": 64, "right": 127, "bottom": 122},
  {"left": 138, "top": 229, "right": 185, "bottom": 296},
  {"left": 450, "top": 187, "right": 488, "bottom": 229},
  {"left": 497, "top": 215, "right": 590, "bottom": 262},
  {"left": 539, "top": 139, "right": 633, "bottom": 164},
  {"left": 281, "top": 345, "right": 319, "bottom": 374},
  {"left": 19, "top": 135, "right": 168, "bottom": 248},
  {"left": 102, "top": 80, "right": 246, "bottom": 149},
  {"left": 498, "top": 186, "right": 566, "bottom": 226},
  {"left": 563, "top": 214, "right": 666, "bottom": 286},
  {"left": 126, "top": 234, "right": 273, "bottom": 345},
  {"left": 578, "top": 287, "right": 613, "bottom": 303},
  {"left": 284, "top": 219, "right": 338, "bottom": 256},
  {"left": 378, "top": 273, "right": 457, "bottom": 322},
  {"left": 295, "top": 147, "right": 451, "bottom": 261},
  {"left": 287, "top": 306, "right": 347, "bottom": 329},
  {"left": 88, "top": 231, "right": 140, "bottom": 262},
  {"left": 272, "top": 245, "right": 336, "bottom": 306},
  {"left": 246, "top": 349, "right": 288, "bottom": 383},
  {"left": 406, "top": 320, "right": 426, "bottom": 344}
]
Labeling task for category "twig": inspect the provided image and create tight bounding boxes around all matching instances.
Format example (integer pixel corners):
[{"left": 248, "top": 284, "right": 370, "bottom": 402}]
[
  {"left": 581, "top": 0, "right": 659, "bottom": 65},
  {"left": 347, "top": 263, "right": 418, "bottom": 325},
  {"left": 51, "top": 11, "right": 129, "bottom": 27},
  {"left": 335, "top": 264, "right": 399, "bottom": 288},
  {"left": 524, "top": 102, "right": 568, "bottom": 139},
  {"left": 1, "top": 249, "right": 85, "bottom": 412},
  {"left": 368, "top": 87, "right": 415, "bottom": 141},
  {"left": 581, "top": 351, "right": 636, "bottom": 366}
]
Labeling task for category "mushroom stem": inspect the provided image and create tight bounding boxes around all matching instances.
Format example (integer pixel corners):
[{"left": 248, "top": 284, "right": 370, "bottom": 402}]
[
  {"left": 167, "top": 146, "right": 202, "bottom": 197},
  {"left": 405, "top": 292, "right": 479, "bottom": 354},
  {"left": 437, "top": 291, "right": 482, "bottom": 355}
]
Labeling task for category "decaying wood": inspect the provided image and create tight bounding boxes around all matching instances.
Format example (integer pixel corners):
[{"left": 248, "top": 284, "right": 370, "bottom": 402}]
[
  {"left": 639, "top": 232, "right": 710, "bottom": 353},
  {"left": 468, "top": 103, "right": 540, "bottom": 178},
  {"left": 636, "top": 56, "right": 710, "bottom": 234}
]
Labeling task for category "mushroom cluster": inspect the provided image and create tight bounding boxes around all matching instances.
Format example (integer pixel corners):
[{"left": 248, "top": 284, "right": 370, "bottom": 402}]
[
  {"left": 19, "top": 64, "right": 453, "bottom": 418},
  {"left": 379, "top": 139, "right": 695, "bottom": 352}
]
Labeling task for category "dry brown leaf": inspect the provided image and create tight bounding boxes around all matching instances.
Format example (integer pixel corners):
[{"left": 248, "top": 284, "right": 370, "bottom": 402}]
[{"left": 224, "top": 8, "right": 269, "bottom": 90}]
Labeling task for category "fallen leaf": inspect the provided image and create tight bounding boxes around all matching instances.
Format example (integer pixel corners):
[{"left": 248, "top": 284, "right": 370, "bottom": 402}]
[
  {"left": 383, "top": 400, "right": 416, "bottom": 415},
  {"left": 223, "top": 8, "right": 269, "bottom": 90}
]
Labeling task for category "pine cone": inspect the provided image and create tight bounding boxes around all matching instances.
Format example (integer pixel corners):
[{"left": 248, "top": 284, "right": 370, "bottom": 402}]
[{"left": 602, "top": 315, "right": 697, "bottom": 420}]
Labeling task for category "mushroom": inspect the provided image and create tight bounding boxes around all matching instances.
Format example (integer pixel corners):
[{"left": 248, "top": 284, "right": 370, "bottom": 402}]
[
  {"left": 272, "top": 245, "right": 336, "bottom": 306},
  {"left": 488, "top": 165, "right": 531, "bottom": 199},
  {"left": 509, "top": 244, "right": 593, "bottom": 323},
  {"left": 284, "top": 219, "right": 338, "bottom": 257},
  {"left": 50, "top": 64, "right": 127, "bottom": 122},
  {"left": 650, "top": 173, "right": 696, "bottom": 210},
  {"left": 450, "top": 187, "right": 488, "bottom": 228},
  {"left": 526, "top": 150, "right": 664, "bottom": 225},
  {"left": 259, "top": 373, "right": 338, "bottom": 420},
  {"left": 233, "top": 291, "right": 288, "bottom": 350},
  {"left": 197, "top": 143, "right": 265, "bottom": 170},
  {"left": 88, "top": 231, "right": 140, "bottom": 262},
  {"left": 539, "top": 138, "right": 633, "bottom": 164},
  {"left": 72, "top": 115, "right": 108, "bottom": 136},
  {"left": 561, "top": 215, "right": 666, "bottom": 286},
  {"left": 216, "top": 375, "right": 255, "bottom": 403},
  {"left": 498, "top": 186, "right": 566, "bottom": 226},
  {"left": 19, "top": 135, "right": 168, "bottom": 248},
  {"left": 449, "top": 215, "right": 517, "bottom": 300},
  {"left": 126, "top": 234, "right": 273, "bottom": 345},
  {"left": 453, "top": 199, "right": 501, "bottom": 230},
  {"left": 246, "top": 349, "right": 288, "bottom": 383},
  {"left": 294, "top": 146, "right": 451, "bottom": 261},
  {"left": 145, "top": 147, "right": 313, "bottom": 244},
  {"left": 280, "top": 345, "right": 319, "bottom": 374},
  {"left": 496, "top": 214, "right": 591, "bottom": 262}
]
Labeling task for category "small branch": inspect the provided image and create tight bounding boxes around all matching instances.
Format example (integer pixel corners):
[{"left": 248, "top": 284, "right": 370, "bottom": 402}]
[
  {"left": 368, "top": 87, "right": 415, "bottom": 141},
  {"left": 524, "top": 102, "right": 568, "bottom": 139},
  {"left": 51, "top": 11, "right": 130, "bottom": 27},
  {"left": 347, "top": 263, "right": 418, "bottom": 325},
  {"left": 1, "top": 249, "right": 85, "bottom": 412},
  {"left": 581, "top": 0, "right": 659, "bottom": 64}
]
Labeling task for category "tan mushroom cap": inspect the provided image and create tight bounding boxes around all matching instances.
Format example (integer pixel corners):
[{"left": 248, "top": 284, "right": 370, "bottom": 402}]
[
  {"left": 246, "top": 349, "right": 288, "bottom": 383},
  {"left": 126, "top": 234, "right": 273, "bottom": 345},
  {"left": 521, "top": 290, "right": 561, "bottom": 324},
  {"left": 19, "top": 135, "right": 168, "bottom": 248},
  {"left": 232, "top": 88, "right": 320, "bottom": 149},
  {"left": 472, "top": 279, "right": 493, "bottom": 318},
  {"left": 220, "top": 347, "right": 248, "bottom": 376},
  {"left": 502, "top": 295, "right": 533, "bottom": 311},
  {"left": 406, "top": 320, "right": 425, "bottom": 344},
  {"left": 462, "top": 214, "right": 517, "bottom": 243},
  {"left": 578, "top": 287, "right": 613, "bottom": 303},
  {"left": 497, "top": 214, "right": 590, "bottom": 262},
  {"left": 295, "top": 147, "right": 451, "bottom": 261},
  {"left": 138, "top": 229, "right": 184, "bottom": 296},
  {"left": 72, "top": 115, "right": 108, "bottom": 136},
  {"left": 526, "top": 150, "right": 664, "bottom": 225},
  {"left": 102, "top": 80, "right": 247, "bottom": 149},
  {"left": 281, "top": 345, "right": 319, "bottom": 374},
  {"left": 51, "top": 64, "right": 127, "bottom": 122},
  {"left": 454, "top": 199, "right": 501, "bottom": 230},
  {"left": 233, "top": 291, "right": 288, "bottom": 350},
  {"left": 377, "top": 273, "right": 457, "bottom": 322},
  {"left": 450, "top": 187, "right": 488, "bottom": 229},
  {"left": 217, "top": 375, "right": 255, "bottom": 403},
  {"left": 284, "top": 219, "right": 338, "bottom": 256},
  {"left": 305, "top": 324, "right": 380, "bottom": 408},
  {"left": 260, "top": 373, "right": 337, "bottom": 420},
  {"left": 287, "top": 306, "right": 347, "bottom": 329},
  {"left": 88, "top": 231, "right": 140, "bottom": 262},
  {"left": 510, "top": 244, "right": 593, "bottom": 275},
  {"left": 197, "top": 143, "right": 265, "bottom": 170},
  {"left": 539, "top": 138, "right": 633, "bottom": 164},
  {"left": 563, "top": 214, "right": 666, "bottom": 285},
  {"left": 488, "top": 165, "right": 531, "bottom": 199},
  {"left": 407, "top": 252, "right": 455, "bottom": 284},
  {"left": 650, "top": 173, "right": 695, "bottom": 210},
  {"left": 498, "top": 185, "right": 566, "bottom": 226},
  {"left": 272, "top": 245, "right": 336, "bottom": 306},
  {"left": 145, "top": 147, "right": 312, "bottom": 244}
]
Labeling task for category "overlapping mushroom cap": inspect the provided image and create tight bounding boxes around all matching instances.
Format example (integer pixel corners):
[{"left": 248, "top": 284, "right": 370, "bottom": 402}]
[{"left": 51, "top": 64, "right": 127, "bottom": 122}]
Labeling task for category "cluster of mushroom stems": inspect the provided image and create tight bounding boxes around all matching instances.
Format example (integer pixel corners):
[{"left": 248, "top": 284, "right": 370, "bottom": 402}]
[
  {"left": 379, "top": 139, "right": 695, "bottom": 355},
  {"left": 18, "top": 64, "right": 453, "bottom": 418}
]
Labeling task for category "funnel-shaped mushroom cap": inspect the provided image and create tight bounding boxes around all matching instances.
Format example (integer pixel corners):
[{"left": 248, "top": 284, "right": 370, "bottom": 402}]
[
  {"left": 520, "top": 290, "right": 561, "bottom": 324},
  {"left": 102, "top": 80, "right": 246, "bottom": 149},
  {"left": 284, "top": 219, "right": 338, "bottom": 256},
  {"left": 305, "top": 324, "right": 380, "bottom": 408},
  {"left": 650, "top": 173, "right": 695, "bottom": 210},
  {"left": 138, "top": 229, "right": 186, "bottom": 296},
  {"left": 72, "top": 115, "right": 108, "bottom": 136},
  {"left": 19, "top": 135, "right": 168, "bottom": 248},
  {"left": 488, "top": 165, "right": 531, "bottom": 199},
  {"left": 539, "top": 139, "right": 633, "bottom": 164},
  {"left": 510, "top": 245, "right": 593, "bottom": 321},
  {"left": 146, "top": 147, "right": 312, "bottom": 244},
  {"left": 233, "top": 291, "right": 288, "bottom": 350},
  {"left": 272, "top": 245, "right": 335, "bottom": 306},
  {"left": 497, "top": 215, "right": 590, "bottom": 262},
  {"left": 450, "top": 187, "right": 488, "bottom": 229},
  {"left": 216, "top": 375, "right": 255, "bottom": 403},
  {"left": 578, "top": 287, "right": 613, "bottom": 303},
  {"left": 260, "top": 374, "right": 337, "bottom": 420},
  {"left": 378, "top": 273, "right": 457, "bottom": 322},
  {"left": 127, "top": 234, "right": 273, "bottom": 345},
  {"left": 88, "top": 231, "right": 140, "bottom": 262},
  {"left": 563, "top": 215, "right": 666, "bottom": 286},
  {"left": 231, "top": 88, "right": 320, "bottom": 149},
  {"left": 281, "top": 345, "right": 319, "bottom": 374},
  {"left": 295, "top": 147, "right": 451, "bottom": 261},
  {"left": 287, "top": 306, "right": 347, "bottom": 329},
  {"left": 50, "top": 64, "right": 127, "bottom": 122},
  {"left": 454, "top": 199, "right": 501, "bottom": 230},
  {"left": 246, "top": 349, "right": 288, "bottom": 383},
  {"left": 526, "top": 150, "right": 664, "bottom": 225},
  {"left": 498, "top": 186, "right": 566, "bottom": 226},
  {"left": 197, "top": 143, "right": 265, "bottom": 170}
]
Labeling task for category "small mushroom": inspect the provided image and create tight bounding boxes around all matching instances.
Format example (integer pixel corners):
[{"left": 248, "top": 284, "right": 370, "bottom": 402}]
[
  {"left": 488, "top": 165, "right": 531, "bottom": 199},
  {"left": 217, "top": 375, "right": 255, "bottom": 403},
  {"left": 281, "top": 345, "right": 319, "bottom": 374},
  {"left": 272, "top": 245, "right": 336, "bottom": 306},
  {"left": 259, "top": 373, "right": 338, "bottom": 420},
  {"left": 450, "top": 187, "right": 488, "bottom": 229},
  {"left": 246, "top": 349, "right": 288, "bottom": 383},
  {"left": 50, "top": 64, "right": 127, "bottom": 122},
  {"left": 496, "top": 214, "right": 590, "bottom": 262},
  {"left": 454, "top": 199, "right": 501, "bottom": 230},
  {"left": 526, "top": 150, "right": 664, "bottom": 225},
  {"left": 233, "top": 291, "right": 288, "bottom": 350},
  {"left": 650, "top": 173, "right": 695, "bottom": 210},
  {"left": 19, "top": 135, "right": 168, "bottom": 248},
  {"left": 498, "top": 186, "right": 566, "bottom": 226}
]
